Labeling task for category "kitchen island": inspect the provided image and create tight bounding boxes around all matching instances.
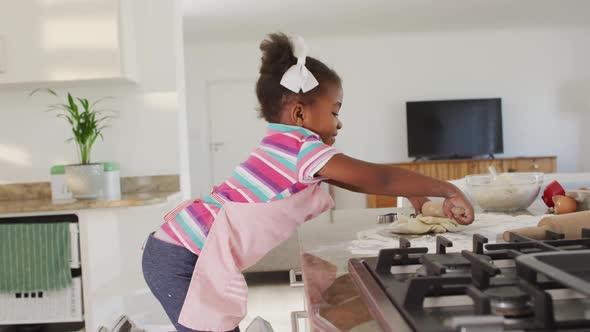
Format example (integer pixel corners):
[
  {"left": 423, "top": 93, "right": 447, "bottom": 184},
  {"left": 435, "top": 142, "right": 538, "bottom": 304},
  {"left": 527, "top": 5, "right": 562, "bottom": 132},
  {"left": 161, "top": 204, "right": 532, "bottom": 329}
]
[{"left": 297, "top": 203, "right": 549, "bottom": 331}]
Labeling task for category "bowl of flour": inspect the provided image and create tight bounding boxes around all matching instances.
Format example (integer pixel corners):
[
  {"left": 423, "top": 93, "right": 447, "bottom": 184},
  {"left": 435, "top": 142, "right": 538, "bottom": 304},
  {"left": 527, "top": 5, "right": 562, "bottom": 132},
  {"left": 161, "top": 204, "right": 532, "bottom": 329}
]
[{"left": 466, "top": 172, "right": 544, "bottom": 212}]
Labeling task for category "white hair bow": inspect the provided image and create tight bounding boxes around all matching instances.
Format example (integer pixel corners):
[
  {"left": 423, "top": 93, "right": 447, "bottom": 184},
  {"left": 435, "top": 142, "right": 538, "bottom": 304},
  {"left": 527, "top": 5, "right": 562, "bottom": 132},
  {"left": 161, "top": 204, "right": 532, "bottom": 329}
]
[{"left": 280, "top": 36, "right": 319, "bottom": 93}]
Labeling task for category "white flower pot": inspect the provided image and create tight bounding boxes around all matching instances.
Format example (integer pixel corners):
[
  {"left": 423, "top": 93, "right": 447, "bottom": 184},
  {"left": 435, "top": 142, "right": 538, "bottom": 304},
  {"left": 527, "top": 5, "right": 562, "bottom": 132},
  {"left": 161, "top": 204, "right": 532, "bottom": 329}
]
[{"left": 65, "top": 164, "right": 105, "bottom": 199}]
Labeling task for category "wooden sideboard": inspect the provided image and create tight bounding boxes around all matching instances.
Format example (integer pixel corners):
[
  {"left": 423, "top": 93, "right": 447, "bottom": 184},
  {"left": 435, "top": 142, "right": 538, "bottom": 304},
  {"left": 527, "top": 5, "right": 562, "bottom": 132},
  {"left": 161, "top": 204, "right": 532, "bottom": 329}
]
[{"left": 366, "top": 156, "right": 557, "bottom": 208}]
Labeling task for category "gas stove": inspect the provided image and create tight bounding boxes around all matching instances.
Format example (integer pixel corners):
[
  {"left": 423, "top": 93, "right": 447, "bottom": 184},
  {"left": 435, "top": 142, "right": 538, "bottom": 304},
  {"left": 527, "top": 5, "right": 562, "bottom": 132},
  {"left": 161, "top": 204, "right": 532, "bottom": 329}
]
[{"left": 348, "top": 228, "right": 590, "bottom": 332}]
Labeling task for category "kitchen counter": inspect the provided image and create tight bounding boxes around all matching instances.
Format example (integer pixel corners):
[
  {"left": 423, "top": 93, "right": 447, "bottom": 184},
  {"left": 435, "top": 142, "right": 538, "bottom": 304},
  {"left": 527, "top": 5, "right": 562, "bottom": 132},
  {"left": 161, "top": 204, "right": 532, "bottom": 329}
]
[
  {"left": 297, "top": 202, "right": 549, "bottom": 331},
  {"left": 0, "top": 175, "right": 183, "bottom": 331},
  {"left": 0, "top": 174, "right": 180, "bottom": 214},
  {"left": 0, "top": 191, "right": 180, "bottom": 214}
]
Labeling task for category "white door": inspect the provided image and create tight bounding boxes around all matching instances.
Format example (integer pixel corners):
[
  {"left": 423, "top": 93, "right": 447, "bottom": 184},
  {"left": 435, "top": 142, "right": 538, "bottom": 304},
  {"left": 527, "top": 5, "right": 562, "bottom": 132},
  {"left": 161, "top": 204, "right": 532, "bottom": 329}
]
[{"left": 208, "top": 80, "right": 267, "bottom": 185}]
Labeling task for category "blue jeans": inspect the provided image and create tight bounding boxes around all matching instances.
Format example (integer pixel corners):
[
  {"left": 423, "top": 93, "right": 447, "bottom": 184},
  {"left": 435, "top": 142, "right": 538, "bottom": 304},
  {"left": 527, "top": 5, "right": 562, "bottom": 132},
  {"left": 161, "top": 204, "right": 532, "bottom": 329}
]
[{"left": 141, "top": 233, "right": 240, "bottom": 332}]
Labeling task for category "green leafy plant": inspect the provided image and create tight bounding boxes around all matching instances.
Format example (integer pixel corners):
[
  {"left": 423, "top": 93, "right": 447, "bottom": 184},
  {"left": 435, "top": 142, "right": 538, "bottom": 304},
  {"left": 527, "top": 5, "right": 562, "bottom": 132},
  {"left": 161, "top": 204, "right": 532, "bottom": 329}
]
[{"left": 29, "top": 88, "right": 116, "bottom": 165}]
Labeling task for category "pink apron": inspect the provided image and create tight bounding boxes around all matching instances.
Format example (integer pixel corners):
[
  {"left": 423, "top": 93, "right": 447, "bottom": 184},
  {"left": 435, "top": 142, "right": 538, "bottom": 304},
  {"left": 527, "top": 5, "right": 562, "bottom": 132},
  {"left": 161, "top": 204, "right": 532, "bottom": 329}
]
[{"left": 178, "top": 183, "right": 334, "bottom": 331}]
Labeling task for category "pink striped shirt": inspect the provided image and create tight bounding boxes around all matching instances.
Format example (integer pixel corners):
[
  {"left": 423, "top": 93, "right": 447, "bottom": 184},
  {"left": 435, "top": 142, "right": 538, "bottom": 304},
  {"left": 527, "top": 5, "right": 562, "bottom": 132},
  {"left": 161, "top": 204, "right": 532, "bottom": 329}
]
[{"left": 160, "top": 123, "right": 340, "bottom": 254}]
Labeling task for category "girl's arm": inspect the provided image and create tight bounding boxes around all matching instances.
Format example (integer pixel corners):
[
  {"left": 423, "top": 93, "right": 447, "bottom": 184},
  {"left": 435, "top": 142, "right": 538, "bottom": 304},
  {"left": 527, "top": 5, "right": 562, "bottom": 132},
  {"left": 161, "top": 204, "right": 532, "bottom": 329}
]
[
  {"left": 318, "top": 154, "right": 474, "bottom": 224},
  {"left": 326, "top": 179, "right": 431, "bottom": 214}
]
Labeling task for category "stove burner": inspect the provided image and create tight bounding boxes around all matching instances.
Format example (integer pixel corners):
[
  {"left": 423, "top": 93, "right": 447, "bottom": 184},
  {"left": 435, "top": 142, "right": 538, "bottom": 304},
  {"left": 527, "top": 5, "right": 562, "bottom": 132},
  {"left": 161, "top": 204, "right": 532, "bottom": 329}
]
[
  {"left": 484, "top": 286, "right": 533, "bottom": 317},
  {"left": 417, "top": 253, "right": 491, "bottom": 276}
]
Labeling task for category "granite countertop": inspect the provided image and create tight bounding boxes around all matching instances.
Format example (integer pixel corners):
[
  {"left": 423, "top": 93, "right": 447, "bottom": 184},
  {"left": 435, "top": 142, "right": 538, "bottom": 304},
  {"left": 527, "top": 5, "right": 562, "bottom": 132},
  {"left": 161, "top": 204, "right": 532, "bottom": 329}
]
[
  {"left": 297, "top": 202, "right": 549, "bottom": 331},
  {"left": 0, "top": 192, "right": 180, "bottom": 214},
  {"left": 0, "top": 175, "right": 181, "bottom": 214}
]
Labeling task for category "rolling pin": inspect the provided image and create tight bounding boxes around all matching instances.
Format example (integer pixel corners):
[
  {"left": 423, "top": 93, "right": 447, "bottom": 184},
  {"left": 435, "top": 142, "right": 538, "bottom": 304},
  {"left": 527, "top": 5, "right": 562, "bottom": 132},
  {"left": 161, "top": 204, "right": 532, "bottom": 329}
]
[
  {"left": 502, "top": 210, "right": 590, "bottom": 241},
  {"left": 422, "top": 201, "right": 465, "bottom": 218}
]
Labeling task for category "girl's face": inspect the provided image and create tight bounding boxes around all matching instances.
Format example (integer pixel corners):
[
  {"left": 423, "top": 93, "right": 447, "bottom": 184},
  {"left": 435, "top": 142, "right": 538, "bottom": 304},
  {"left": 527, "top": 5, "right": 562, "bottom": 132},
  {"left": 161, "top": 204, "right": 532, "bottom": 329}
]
[{"left": 299, "top": 83, "right": 343, "bottom": 145}]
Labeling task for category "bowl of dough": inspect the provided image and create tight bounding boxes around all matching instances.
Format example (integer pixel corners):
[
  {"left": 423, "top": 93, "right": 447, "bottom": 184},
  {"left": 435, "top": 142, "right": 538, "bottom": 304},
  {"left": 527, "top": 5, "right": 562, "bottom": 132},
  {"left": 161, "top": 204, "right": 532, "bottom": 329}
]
[{"left": 465, "top": 172, "right": 544, "bottom": 212}]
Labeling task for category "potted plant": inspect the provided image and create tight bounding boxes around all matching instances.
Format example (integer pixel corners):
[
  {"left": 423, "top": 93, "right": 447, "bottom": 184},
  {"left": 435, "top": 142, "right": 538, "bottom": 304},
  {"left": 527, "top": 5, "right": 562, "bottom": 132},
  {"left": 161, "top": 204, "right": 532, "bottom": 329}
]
[{"left": 30, "top": 88, "right": 116, "bottom": 199}]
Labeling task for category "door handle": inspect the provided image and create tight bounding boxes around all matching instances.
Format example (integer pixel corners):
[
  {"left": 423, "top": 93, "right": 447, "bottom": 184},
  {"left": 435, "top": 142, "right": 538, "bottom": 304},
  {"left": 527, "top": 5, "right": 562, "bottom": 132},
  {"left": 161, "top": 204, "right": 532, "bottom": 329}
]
[{"left": 211, "top": 142, "right": 225, "bottom": 152}]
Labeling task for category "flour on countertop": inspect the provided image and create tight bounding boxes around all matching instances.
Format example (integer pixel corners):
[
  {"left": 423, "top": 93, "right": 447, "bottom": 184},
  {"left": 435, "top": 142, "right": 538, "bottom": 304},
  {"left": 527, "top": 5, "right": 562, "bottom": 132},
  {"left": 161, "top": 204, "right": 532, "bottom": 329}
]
[{"left": 349, "top": 213, "right": 548, "bottom": 256}]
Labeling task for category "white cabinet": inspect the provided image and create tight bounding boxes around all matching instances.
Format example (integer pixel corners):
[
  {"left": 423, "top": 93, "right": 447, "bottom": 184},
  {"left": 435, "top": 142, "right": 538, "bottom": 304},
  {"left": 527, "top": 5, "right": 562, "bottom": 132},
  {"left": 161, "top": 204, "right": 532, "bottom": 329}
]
[{"left": 0, "top": 0, "right": 137, "bottom": 86}]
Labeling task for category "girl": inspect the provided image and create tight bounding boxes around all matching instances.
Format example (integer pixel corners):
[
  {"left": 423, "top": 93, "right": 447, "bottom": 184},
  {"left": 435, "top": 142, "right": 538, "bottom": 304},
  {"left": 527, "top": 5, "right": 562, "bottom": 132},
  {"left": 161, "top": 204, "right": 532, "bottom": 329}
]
[{"left": 142, "top": 33, "right": 474, "bottom": 332}]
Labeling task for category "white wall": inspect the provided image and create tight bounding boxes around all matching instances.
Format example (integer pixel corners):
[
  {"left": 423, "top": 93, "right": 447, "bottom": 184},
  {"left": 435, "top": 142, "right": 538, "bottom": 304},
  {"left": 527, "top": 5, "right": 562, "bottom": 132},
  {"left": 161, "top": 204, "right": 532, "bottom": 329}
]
[
  {"left": 184, "top": 27, "right": 590, "bottom": 208},
  {"left": 0, "top": 0, "right": 186, "bottom": 185}
]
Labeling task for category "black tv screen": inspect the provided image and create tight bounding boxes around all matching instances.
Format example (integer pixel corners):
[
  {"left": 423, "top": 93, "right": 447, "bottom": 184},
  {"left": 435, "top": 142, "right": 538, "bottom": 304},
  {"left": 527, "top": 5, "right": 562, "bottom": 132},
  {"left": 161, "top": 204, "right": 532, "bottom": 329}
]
[{"left": 406, "top": 98, "right": 503, "bottom": 159}]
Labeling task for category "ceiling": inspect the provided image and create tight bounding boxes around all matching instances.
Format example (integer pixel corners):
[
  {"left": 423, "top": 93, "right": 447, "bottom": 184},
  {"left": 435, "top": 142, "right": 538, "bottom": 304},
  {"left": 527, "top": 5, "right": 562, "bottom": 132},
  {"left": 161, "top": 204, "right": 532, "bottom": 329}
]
[{"left": 182, "top": 0, "right": 590, "bottom": 42}]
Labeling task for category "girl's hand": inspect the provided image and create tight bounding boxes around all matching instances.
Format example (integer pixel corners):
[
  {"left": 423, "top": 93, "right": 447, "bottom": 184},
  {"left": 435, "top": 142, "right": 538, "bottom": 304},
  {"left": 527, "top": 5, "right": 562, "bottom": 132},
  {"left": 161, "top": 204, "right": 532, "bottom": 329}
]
[
  {"left": 407, "top": 196, "right": 430, "bottom": 214},
  {"left": 442, "top": 191, "right": 475, "bottom": 225}
]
